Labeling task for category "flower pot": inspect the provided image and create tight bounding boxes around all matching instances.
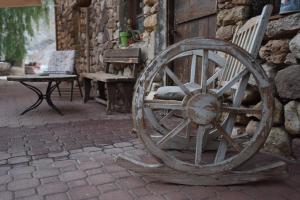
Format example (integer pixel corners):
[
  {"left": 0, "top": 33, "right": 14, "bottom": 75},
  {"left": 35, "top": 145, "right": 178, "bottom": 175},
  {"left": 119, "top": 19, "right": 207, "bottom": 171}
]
[
  {"left": 119, "top": 32, "right": 129, "bottom": 47},
  {"left": 76, "top": 0, "right": 92, "bottom": 7}
]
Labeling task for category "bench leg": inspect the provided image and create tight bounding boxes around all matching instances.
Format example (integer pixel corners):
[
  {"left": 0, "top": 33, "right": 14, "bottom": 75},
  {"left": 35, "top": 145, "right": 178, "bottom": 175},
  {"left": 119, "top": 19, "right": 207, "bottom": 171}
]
[
  {"left": 83, "top": 78, "right": 92, "bottom": 103},
  {"left": 97, "top": 81, "right": 106, "bottom": 100},
  {"left": 106, "top": 82, "right": 116, "bottom": 114}
]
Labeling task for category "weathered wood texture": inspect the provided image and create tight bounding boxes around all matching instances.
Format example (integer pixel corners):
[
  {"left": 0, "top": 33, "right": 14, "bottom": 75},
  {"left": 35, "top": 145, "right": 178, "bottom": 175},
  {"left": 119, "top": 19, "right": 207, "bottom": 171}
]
[
  {"left": 116, "top": 154, "right": 287, "bottom": 186},
  {"left": 128, "top": 38, "right": 275, "bottom": 183},
  {"left": 169, "top": 0, "right": 217, "bottom": 83},
  {"left": 81, "top": 48, "right": 141, "bottom": 113}
]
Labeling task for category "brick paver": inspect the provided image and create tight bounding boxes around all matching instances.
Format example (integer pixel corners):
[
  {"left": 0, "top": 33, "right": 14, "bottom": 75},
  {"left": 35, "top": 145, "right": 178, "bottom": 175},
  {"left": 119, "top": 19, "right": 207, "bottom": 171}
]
[{"left": 0, "top": 81, "right": 299, "bottom": 200}]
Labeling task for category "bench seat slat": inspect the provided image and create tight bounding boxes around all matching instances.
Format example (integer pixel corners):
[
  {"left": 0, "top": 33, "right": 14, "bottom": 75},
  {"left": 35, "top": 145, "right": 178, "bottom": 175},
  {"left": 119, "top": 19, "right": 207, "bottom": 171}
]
[{"left": 81, "top": 72, "right": 135, "bottom": 83}]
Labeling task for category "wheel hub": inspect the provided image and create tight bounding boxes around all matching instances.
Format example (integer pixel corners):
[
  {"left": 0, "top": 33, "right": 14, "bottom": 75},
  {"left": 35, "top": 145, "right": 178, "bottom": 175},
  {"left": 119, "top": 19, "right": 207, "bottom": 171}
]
[{"left": 187, "top": 93, "right": 220, "bottom": 125}]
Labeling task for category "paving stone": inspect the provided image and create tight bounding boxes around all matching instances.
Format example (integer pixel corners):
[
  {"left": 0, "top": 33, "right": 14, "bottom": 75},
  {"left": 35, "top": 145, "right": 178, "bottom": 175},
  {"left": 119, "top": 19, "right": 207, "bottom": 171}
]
[
  {"left": 59, "top": 170, "right": 87, "bottom": 182},
  {"left": 103, "top": 148, "right": 123, "bottom": 154},
  {"left": 83, "top": 147, "right": 102, "bottom": 152},
  {"left": 104, "top": 164, "right": 125, "bottom": 173},
  {"left": 45, "top": 193, "right": 69, "bottom": 200},
  {"left": 111, "top": 171, "right": 131, "bottom": 179},
  {"left": 37, "top": 182, "right": 68, "bottom": 196},
  {"left": 13, "top": 173, "right": 32, "bottom": 180},
  {"left": 8, "top": 157, "right": 30, "bottom": 164},
  {"left": 16, "top": 195, "right": 43, "bottom": 200},
  {"left": 77, "top": 161, "right": 102, "bottom": 171},
  {"left": 113, "top": 142, "right": 133, "bottom": 148},
  {"left": 0, "top": 152, "right": 10, "bottom": 161},
  {"left": 14, "top": 188, "right": 36, "bottom": 198},
  {"left": 101, "top": 190, "right": 134, "bottom": 200},
  {"left": 60, "top": 165, "right": 78, "bottom": 173},
  {"left": 147, "top": 183, "right": 181, "bottom": 195},
  {"left": 181, "top": 186, "right": 216, "bottom": 200},
  {"left": 51, "top": 160, "right": 77, "bottom": 168},
  {"left": 69, "top": 149, "right": 83, "bottom": 154},
  {"left": 48, "top": 151, "right": 69, "bottom": 158},
  {"left": 40, "top": 176, "right": 60, "bottom": 184},
  {"left": 0, "top": 175, "right": 12, "bottom": 185},
  {"left": 0, "top": 160, "right": 7, "bottom": 165},
  {"left": 0, "top": 191, "right": 12, "bottom": 200},
  {"left": 86, "top": 168, "right": 103, "bottom": 176},
  {"left": 9, "top": 166, "right": 34, "bottom": 176},
  {"left": 0, "top": 184, "right": 6, "bottom": 192},
  {"left": 31, "top": 159, "right": 53, "bottom": 167},
  {"left": 163, "top": 192, "right": 190, "bottom": 200},
  {"left": 97, "top": 183, "right": 119, "bottom": 194},
  {"left": 33, "top": 169, "right": 60, "bottom": 178},
  {"left": 0, "top": 167, "right": 10, "bottom": 176},
  {"left": 7, "top": 178, "right": 39, "bottom": 191},
  {"left": 117, "top": 177, "right": 145, "bottom": 189},
  {"left": 140, "top": 195, "right": 166, "bottom": 200},
  {"left": 68, "top": 186, "right": 100, "bottom": 200},
  {"left": 68, "top": 179, "right": 88, "bottom": 188},
  {"left": 131, "top": 187, "right": 151, "bottom": 197},
  {"left": 87, "top": 173, "right": 115, "bottom": 185}
]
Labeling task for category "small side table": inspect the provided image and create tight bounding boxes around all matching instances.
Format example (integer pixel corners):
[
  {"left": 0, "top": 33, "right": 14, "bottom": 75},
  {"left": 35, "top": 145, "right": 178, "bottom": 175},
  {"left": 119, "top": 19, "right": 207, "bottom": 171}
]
[{"left": 7, "top": 74, "right": 77, "bottom": 115}]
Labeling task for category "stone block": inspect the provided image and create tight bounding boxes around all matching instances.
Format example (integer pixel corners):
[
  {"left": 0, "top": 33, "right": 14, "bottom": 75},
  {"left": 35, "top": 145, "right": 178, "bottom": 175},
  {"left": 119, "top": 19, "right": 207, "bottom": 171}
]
[
  {"left": 217, "top": 6, "right": 250, "bottom": 26},
  {"left": 275, "top": 65, "right": 300, "bottom": 100},
  {"left": 263, "top": 127, "right": 293, "bottom": 158},
  {"left": 37, "top": 182, "right": 68, "bottom": 196},
  {"left": 144, "top": 14, "right": 158, "bottom": 32},
  {"left": 259, "top": 39, "right": 290, "bottom": 64},
  {"left": 266, "top": 13, "right": 300, "bottom": 39},
  {"left": 216, "top": 25, "right": 236, "bottom": 40},
  {"left": 284, "top": 101, "right": 300, "bottom": 136},
  {"left": 289, "top": 33, "right": 300, "bottom": 59}
]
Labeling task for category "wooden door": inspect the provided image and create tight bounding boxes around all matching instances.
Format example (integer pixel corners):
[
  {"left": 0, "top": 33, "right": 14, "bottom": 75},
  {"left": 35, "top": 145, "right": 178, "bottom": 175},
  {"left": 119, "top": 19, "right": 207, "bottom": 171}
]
[{"left": 168, "top": 0, "right": 217, "bottom": 83}]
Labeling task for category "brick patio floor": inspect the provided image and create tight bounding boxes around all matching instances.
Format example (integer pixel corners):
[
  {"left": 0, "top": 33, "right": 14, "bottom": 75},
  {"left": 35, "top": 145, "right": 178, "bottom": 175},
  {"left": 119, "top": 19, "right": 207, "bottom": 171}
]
[{"left": 0, "top": 80, "right": 300, "bottom": 200}]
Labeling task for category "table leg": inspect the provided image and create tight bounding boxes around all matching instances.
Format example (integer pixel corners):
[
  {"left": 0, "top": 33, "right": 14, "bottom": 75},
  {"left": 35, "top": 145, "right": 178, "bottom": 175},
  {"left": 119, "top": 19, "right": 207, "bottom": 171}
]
[
  {"left": 45, "top": 81, "right": 63, "bottom": 116},
  {"left": 20, "top": 82, "right": 43, "bottom": 115}
]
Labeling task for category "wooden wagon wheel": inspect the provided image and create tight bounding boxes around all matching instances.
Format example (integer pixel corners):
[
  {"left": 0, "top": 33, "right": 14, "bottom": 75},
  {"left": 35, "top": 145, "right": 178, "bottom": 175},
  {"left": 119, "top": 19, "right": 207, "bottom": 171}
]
[{"left": 133, "top": 38, "right": 274, "bottom": 175}]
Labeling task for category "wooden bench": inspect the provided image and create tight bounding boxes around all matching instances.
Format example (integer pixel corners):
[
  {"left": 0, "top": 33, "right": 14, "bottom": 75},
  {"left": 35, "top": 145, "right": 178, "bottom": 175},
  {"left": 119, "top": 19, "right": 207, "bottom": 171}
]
[{"left": 81, "top": 48, "right": 141, "bottom": 113}]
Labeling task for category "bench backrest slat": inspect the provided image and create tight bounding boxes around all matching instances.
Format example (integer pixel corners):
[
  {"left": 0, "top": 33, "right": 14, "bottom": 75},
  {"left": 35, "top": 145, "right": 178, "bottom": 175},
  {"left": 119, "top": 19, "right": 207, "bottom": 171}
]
[
  {"left": 104, "top": 48, "right": 141, "bottom": 64},
  {"left": 221, "top": 5, "right": 273, "bottom": 83}
]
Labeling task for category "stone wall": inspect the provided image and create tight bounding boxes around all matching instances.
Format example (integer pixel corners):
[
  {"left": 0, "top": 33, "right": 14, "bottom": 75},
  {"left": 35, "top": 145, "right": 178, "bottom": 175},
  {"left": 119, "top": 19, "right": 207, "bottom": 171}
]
[
  {"left": 217, "top": 0, "right": 300, "bottom": 158},
  {"left": 55, "top": 0, "right": 160, "bottom": 74}
]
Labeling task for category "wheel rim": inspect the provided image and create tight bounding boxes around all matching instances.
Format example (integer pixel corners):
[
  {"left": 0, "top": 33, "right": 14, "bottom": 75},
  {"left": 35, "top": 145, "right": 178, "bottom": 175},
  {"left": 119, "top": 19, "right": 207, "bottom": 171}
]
[{"left": 133, "top": 38, "right": 273, "bottom": 175}]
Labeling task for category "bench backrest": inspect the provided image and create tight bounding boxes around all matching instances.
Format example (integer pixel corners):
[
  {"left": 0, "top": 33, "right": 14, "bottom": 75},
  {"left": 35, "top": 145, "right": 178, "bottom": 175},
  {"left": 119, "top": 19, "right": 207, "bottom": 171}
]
[
  {"left": 47, "top": 50, "right": 76, "bottom": 74},
  {"left": 221, "top": 5, "right": 273, "bottom": 83},
  {"left": 103, "top": 48, "right": 141, "bottom": 78}
]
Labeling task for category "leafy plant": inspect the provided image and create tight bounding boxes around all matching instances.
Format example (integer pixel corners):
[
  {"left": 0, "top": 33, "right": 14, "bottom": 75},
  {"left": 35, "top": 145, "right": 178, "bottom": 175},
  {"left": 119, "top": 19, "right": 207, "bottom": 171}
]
[{"left": 0, "top": 0, "right": 52, "bottom": 64}]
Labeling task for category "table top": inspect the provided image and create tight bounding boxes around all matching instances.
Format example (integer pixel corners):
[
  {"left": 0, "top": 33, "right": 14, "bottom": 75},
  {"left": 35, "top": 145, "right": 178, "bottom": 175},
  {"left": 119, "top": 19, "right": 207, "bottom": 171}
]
[{"left": 7, "top": 74, "right": 77, "bottom": 82}]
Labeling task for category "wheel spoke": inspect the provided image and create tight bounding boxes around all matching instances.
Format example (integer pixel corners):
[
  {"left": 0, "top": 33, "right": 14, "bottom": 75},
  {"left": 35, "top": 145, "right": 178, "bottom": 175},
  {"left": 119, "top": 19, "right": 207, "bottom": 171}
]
[
  {"left": 157, "top": 119, "right": 190, "bottom": 146},
  {"left": 144, "top": 99, "right": 185, "bottom": 110},
  {"left": 212, "top": 120, "right": 242, "bottom": 152},
  {"left": 201, "top": 50, "right": 209, "bottom": 93},
  {"left": 216, "top": 69, "right": 248, "bottom": 96},
  {"left": 190, "top": 55, "right": 197, "bottom": 83},
  {"left": 165, "top": 67, "right": 192, "bottom": 96},
  {"left": 220, "top": 105, "right": 261, "bottom": 115},
  {"left": 195, "top": 125, "right": 208, "bottom": 165},
  {"left": 159, "top": 110, "right": 175, "bottom": 125}
]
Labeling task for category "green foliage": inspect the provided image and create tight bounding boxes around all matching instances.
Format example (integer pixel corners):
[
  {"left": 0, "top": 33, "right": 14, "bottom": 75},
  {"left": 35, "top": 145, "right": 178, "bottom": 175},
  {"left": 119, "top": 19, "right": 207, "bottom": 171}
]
[{"left": 0, "top": 0, "right": 52, "bottom": 63}]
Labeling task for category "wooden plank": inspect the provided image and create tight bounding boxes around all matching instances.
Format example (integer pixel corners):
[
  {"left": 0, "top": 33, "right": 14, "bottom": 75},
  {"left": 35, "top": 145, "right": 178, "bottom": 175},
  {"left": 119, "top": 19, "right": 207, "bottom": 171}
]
[
  {"left": 81, "top": 72, "right": 135, "bottom": 83},
  {"left": 104, "top": 48, "right": 141, "bottom": 58},
  {"left": 103, "top": 57, "right": 140, "bottom": 64},
  {"left": 0, "top": 0, "right": 41, "bottom": 8},
  {"left": 116, "top": 154, "right": 288, "bottom": 186}
]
